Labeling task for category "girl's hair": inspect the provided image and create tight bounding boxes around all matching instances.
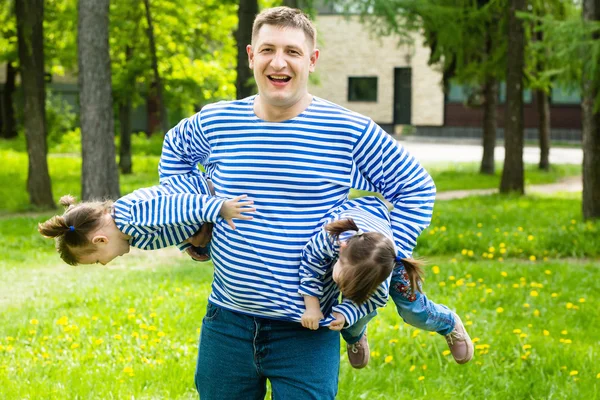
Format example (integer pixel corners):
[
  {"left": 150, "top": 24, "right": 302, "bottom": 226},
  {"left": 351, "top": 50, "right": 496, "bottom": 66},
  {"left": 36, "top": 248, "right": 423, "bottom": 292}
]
[
  {"left": 326, "top": 218, "right": 424, "bottom": 305},
  {"left": 37, "top": 195, "right": 113, "bottom": 265}
]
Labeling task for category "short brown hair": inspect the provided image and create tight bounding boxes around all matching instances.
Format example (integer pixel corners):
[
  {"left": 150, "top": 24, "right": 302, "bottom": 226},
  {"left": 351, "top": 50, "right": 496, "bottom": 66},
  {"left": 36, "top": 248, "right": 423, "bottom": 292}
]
[
  {"left": 38, "top": 195, "right": 112, "bottom": 265},
  {"left": 252, "top": 6, "right": 317, "bottom": 49},
  {"left": 326, "top": 218, "right": 423, "bottom": 304}
]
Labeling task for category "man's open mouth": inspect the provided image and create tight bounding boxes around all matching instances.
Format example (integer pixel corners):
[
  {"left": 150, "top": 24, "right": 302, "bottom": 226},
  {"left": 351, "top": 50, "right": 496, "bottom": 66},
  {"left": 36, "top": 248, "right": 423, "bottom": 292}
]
[{"left": 267, "top": 75, "right": 291, "bottom": 83}]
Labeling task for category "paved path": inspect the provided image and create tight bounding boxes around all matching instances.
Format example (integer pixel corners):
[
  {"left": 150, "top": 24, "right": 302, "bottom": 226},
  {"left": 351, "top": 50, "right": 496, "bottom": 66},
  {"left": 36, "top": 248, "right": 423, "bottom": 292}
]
[
  {"left": 437, "top": 175, "right": 582, "bottom": 200},
  {"left": 400, "top": 139, "right": 582, "bottom": 165}
]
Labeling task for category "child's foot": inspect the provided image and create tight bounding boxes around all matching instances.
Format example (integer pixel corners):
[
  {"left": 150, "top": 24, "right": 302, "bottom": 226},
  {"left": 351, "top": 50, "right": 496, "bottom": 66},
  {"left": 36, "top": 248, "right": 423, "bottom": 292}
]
[
  {"left": 445, "top": 314, "right": 473, "bottom": 364},
  {"left": 347, "top": 333, "right": 369, "bottom": 369}
]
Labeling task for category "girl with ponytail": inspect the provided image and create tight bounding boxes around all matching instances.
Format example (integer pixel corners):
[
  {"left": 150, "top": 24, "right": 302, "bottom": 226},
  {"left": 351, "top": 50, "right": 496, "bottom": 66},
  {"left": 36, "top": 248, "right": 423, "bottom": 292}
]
[{"left": 299, "top": 196, "right": 473, "bottom": 369}]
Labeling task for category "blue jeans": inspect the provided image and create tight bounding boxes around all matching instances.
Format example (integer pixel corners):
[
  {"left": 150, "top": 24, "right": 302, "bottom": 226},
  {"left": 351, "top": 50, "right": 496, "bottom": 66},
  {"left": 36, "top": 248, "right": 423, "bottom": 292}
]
[
  {"left": 195, "top": 303, "right": 340, "bottom": 399},
  {"left": 341, "top": 266, "right": 455, "bottom": 344}
]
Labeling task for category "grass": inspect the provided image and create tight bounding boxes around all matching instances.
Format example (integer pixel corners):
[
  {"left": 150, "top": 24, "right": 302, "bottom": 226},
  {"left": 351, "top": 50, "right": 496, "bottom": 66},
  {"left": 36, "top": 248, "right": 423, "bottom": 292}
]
[{"left": 0, "top": 147, "right": 598, "bottom": 399}]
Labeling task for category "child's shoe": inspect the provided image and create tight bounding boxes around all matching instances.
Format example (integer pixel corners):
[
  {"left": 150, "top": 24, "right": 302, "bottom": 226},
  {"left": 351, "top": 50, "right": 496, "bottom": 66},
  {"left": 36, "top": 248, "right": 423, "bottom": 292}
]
[
  {"left": 445, "top": 313, "right": 473, "bottom": 364},
  {"left": 347, "top": 333, "right": 369, "bottom": 369}
]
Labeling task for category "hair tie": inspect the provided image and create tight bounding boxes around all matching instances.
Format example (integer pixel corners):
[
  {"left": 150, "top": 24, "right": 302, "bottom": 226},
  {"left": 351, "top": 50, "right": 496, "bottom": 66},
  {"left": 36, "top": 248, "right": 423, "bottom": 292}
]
[
  {"left": 355, "top": 229, "right": 364, "bottom": 237},
  {"left": 395, "top": 255, "right": 402, "bottom": 263},
  {"left": 69, "top": 226, "right": 75, "bottom": 232}
]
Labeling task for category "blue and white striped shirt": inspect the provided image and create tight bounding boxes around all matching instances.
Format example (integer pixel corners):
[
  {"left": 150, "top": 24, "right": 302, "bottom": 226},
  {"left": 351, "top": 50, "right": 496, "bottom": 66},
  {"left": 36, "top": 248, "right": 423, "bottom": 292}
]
[
  {"left": 159, "top": 96, "right": 435, "bottom": 321},
  {"left": 113, "top": 175, "right": 225, "bottom": 251},
  {"left": 299, "top": 196, "right": 393, "bottom": 327}
]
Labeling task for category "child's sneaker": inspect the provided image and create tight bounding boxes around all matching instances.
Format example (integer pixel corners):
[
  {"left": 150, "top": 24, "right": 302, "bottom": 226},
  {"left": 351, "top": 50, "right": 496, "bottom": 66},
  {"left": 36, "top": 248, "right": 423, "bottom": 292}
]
[
  {"left": 347, "top": 333, "right": 369, "bottom": 369},
  {"left": 445, "top": 313, "right": 473, "bottom": 364}
]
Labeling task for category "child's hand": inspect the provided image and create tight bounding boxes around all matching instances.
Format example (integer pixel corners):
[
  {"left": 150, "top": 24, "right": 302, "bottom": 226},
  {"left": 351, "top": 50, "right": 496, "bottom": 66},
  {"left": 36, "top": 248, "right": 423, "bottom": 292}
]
[
  {"left": 301, "top": 308, "right": 324, "bottom": 330},
  {"left": 329, "top": 312, "right": 346, "bottom": 331},
  {"left": 220, "top": 195, "right": 256, "bottom": 230}
]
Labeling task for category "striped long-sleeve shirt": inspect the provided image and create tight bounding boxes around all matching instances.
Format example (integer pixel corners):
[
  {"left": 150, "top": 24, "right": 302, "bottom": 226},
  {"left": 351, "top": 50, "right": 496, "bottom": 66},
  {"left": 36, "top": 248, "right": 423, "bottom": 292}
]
[
  {"left": 113, "top": 175, "right": 225, "bottom": 251},
  {"left": 299, "top": 196, "right": 393, "bottom": 327},
  {"left": 158, "top": 96, "right": 435, "bottom": 321}
]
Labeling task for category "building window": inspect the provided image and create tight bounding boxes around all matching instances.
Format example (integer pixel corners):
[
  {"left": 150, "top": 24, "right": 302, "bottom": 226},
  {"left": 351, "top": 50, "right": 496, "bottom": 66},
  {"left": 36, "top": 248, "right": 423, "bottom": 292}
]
[
  {"left": 551, "top": 86, "right": 581, "bottom": 105},
  {"left": 348, "top": 77, "right": 378, "bottom": 102},
  {"left": 498, "top": 82, "right": 532, "bottom": 104}
]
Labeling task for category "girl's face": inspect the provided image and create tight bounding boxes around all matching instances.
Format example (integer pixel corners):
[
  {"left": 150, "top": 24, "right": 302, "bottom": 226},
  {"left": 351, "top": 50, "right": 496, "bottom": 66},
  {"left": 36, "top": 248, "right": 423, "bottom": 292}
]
[
  {"left": 332, "top": 241, "right": 350, "bottom": 284},
  {"left": 78, "top": 214, "right": 131, "bottom": 265}
]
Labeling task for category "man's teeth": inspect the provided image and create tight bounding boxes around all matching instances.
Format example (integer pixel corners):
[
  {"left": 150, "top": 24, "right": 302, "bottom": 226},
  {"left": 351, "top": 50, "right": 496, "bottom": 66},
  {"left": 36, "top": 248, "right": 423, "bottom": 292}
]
[{"left": 269, "top": 75, "right": 290, "bottom": 81}]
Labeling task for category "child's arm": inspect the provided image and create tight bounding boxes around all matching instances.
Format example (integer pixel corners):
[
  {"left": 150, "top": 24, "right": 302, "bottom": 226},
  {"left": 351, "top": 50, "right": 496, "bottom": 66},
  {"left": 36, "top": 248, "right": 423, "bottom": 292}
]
[
  {"left": 298, "top": 227, "right": 337, "bottom": 299},
  {"left": 301, "top": 295, "right": 324, "bottom": 330},
  {"left": 328, "top": 277, "right": 390, "bottom": 330}
]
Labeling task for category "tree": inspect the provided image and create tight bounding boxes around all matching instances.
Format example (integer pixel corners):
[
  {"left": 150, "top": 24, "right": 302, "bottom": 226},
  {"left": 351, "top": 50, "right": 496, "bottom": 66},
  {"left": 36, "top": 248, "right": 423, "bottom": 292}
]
[
  {"left": 1, "top": 2, "right": 18, "bottom": 140},
  {"left": 500, "top": 0, "right": 526, "bottom": 194},
  {"left": 582, "top": 0, "right": 600, "bottom": 219},
  {"left": 236, "top": 0, "right": 258, "bottom": 99},
  {"left": 143, "top": 0, "right": 169, "bottom": 135},
  {"left": 15, "top": 0, "right": 55, "bottom": 208},
  {"left": 78, "top": 0, "right": 120, "bottom": 200}
]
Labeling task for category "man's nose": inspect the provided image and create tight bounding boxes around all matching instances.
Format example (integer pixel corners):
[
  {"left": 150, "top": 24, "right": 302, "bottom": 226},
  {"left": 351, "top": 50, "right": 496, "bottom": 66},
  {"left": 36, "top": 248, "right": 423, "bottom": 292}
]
[{"left": 270, "top": 51, "right": 286, "bottom": 70}]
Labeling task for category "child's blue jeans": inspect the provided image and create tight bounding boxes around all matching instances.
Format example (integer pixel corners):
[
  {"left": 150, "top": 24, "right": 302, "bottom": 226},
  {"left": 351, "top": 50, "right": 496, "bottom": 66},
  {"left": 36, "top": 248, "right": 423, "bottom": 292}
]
[{"left": 341, "top": 265, "right": 455, "bottom": 344}]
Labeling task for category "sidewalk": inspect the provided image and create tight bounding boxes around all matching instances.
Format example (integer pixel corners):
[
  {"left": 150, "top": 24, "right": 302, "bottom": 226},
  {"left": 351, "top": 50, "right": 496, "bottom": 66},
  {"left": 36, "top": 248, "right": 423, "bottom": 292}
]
[{"left": 437, "top": 175, "right": 582, "bottom": 200}]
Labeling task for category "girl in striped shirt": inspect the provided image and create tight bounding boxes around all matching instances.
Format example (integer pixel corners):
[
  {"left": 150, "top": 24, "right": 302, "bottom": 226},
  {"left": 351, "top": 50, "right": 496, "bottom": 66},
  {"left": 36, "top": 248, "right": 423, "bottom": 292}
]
[
  {"left": 38, "top": 175, "right": 255, "bottom": 266},
  {"left": 299, "top": 196, "right": 473, "bottom": 368}
]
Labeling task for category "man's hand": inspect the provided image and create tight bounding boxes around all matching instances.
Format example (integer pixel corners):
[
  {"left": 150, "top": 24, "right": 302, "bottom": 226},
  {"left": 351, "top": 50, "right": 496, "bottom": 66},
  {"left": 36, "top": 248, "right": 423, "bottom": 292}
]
[
  {"left": 187, "top": 223, "right": 213, "bottom": 247},
  {"left": 220, "top": 195, "right": 256, "bottom": 230},
  {"left": 329, "top": 312, "right": 346, "bottom": 331},
  {"left": 301, "top": 308, "right": 324, "bottom": 330},
  {"left": 186, "top": 246, "right": 210, "bottom": 262}
]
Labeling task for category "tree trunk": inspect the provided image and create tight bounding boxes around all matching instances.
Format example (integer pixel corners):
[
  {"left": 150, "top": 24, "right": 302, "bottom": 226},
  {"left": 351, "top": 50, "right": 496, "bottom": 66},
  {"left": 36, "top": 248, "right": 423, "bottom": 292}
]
[
  {"left": 582, "top": 0, "right": 600, "bottom": 219},
  {"left": 283, "top": 0, "right": 299, "bottom": 7},
  {"left": 143, "top": 0, "right": 169, "bottom": 134},
  {"left": 536, "top": 89, "right": 551, "bottom": 171},
  {"left": 15, "top": 0, "right": 55, "bottom": 208},
  {"left": 119, "top": 100, "right": 133, "bottom": 175},
  {"left": 78, "top": 0, "right": 120, "bottom": 200},
  {"left": 500, "top": 0, "right": 526, "bottom": 194},
  {"left": 119, "top": 45, "right": 134, "bottom": 175},
  {"left": 1, "top": 61, "right": 18, "bottom": 139},
  {"left": 480, "top": 77, "right": 498, "bottom": 175},
  {"left": 236, "top": 0, "right": 258, "bottom": 99}
]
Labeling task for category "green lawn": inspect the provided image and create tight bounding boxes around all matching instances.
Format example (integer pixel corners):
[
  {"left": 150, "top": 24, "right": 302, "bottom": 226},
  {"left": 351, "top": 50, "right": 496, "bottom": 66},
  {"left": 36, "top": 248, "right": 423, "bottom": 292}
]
[{"left": 0, "top": 149, "right": 598, "bottom": 399}]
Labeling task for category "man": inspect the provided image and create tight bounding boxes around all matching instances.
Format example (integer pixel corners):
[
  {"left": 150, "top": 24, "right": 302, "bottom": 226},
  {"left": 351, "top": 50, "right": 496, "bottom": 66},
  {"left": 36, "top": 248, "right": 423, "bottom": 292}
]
[{"left": 159, "top": 7, "right": 436, "bottom": 399}]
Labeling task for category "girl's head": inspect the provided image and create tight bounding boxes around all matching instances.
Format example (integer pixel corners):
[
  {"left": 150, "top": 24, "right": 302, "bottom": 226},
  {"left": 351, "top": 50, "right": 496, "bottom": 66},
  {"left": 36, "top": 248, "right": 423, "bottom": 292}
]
[
  {"left": 326, "top": 218, "right": 423, "bottom": 304},
  {"left": 38, "top": 195, "right": 130, "bottom": 266}
]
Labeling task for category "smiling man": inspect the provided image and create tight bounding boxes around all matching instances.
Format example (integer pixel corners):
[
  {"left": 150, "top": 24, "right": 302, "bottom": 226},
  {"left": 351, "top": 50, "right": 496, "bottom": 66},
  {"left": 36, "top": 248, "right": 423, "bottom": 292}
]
[{"left": 158, "top": 6, "right": 436, "bottom": 400}]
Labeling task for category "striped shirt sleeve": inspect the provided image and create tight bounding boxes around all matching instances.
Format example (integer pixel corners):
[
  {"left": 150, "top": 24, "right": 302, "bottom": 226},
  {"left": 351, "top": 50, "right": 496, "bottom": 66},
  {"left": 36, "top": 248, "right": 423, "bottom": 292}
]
[
  {"left": 158, "top": 113, "right": 211, "bottom": 183},
  {"left": 332, "top": 277, "right": 390, "bottom": 327},
  {"left": 298, "top": 228, "right": 337, "bottom": 298},
  {"left": 353, "top": 121, "right": 436, "bottom": 258}
]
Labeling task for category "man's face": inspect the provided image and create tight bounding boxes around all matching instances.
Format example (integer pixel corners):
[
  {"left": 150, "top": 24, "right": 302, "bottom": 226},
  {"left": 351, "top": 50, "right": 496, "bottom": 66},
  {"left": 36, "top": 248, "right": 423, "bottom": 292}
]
[{"left": 247, "top": 24, "right": 318, "bottom": 110}]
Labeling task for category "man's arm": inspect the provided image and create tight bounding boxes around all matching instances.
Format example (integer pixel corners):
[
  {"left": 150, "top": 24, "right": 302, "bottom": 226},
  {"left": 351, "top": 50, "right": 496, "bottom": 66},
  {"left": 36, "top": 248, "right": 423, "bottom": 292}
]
[{"left": 353, "top": 121, "right": 436, "bottom": 258}]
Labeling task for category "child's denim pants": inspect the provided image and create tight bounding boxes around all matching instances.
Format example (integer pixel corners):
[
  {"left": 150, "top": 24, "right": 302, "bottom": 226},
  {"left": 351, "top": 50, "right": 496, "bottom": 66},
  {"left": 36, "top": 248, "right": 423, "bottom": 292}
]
[{"left": 341, "top": 265, "right": 456, "bottom": 344}]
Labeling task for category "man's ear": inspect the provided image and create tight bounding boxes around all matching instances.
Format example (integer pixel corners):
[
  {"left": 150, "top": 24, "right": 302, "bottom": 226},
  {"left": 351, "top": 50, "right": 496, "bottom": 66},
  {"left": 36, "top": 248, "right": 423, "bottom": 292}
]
[
  {"left": 91, "top": 235, "right": 108, "bottom": 245},
  {"left": 246, "top": 44, "right": 254, "bottom": 69},
  {"left": 309, "top": 48, "right": 319, "bottom": 73}
]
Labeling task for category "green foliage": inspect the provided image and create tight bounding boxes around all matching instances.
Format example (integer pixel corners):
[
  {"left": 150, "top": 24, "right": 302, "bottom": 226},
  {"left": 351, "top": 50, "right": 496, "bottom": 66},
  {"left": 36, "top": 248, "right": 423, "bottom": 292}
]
[{"left": 46, "top": 91, "right": 78, "bottom": 151}]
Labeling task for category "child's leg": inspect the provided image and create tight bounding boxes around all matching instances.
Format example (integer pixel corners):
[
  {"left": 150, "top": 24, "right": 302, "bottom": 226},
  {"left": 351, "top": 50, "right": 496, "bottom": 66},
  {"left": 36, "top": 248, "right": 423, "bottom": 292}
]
[
  {"left": 341, "top": 310, "right": 377, "bottom": 344},
  {"left": 389, "top": 266, "right": 454, "bottom": 335}
]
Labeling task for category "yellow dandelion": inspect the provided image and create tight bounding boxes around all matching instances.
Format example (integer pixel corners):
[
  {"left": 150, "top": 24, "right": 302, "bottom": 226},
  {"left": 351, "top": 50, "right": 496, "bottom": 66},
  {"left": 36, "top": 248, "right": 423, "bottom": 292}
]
[
  {"left": 520, "top": 333, "right": 528, "bottom": 338},
  {"left": 566, "top": 303, "right": 574, "bottom": 309},
  {"left": 131, "top": 332, "right": 139, "bottom": 338},
  {"left": 527, "top": 235, "right": 534, "bottom": 241},
  {"left": 518, "top": 227, "right": 523, "bottom": 231},
  {"left": 385, "top": 355, "right": 393, "bottom": 363},
  {"left": 533, "top": 309, "right": 540, "bottom": 317},
  {"left": 544, "top": 270, "right": 552, "bottom": 275},
  {"left": 412, "top": 329, "right": 421, "bottom": 338},
  {"left": 30, "top": 319, "right": 39, "bottom": 325},
  {"left": 94, "top": 338, "right": 104, "bottom": 345},
  {"left": 501, "top": 271, "right": 508, "bottom": 277},
  {"left": 570, "top": 371, "right": 578, "bottom": 376},
  {"left": 561, "top": 330, "right": 568, "bottom": 335},
  {"left": 564, "top": 339, "right": 572, "bottom": 344},
  {"left": 439, "top": 281, "right": 446, "bottom": 287},
  {"left": 551, "top": 293, "right": 558, "bottom": 298},
  {"left": 432, "top": 265, "right": 440, "bottom": 274},
  {"left": 513, "top": 329, "right": 522, "bottom": 334},
  {"left": 92, "top": 316, "right": 98, "bottom": 321},
  {"left": 113, "top": 334, "right": 122, "bottom": 340},
  {"left": 477, "top": 223, "right": 483, "bottom": 228},
  {"left": 530, "top": 291, "right": 539, "bottom": 297},
  {"left": 389, "top": 339, "right": 399, "bottom": 344},
  {"left": 500, "top": 248, "right": 506, "bottom": 255},
  {"left": 496, "top": 307, "right": 504, "bottom": 313},
  {"left": 442, "top": 350, "right": 451, "bottom": 356},
  {"left": 579, "top": 298, "right": 585, "bottom": 303},
  {"left": 418, "top": 376, "right": 425, "bottom": 381},
  {"left": 596, "top": 373, "right": 600, "bottom": 379},
  {"left": 523, "top": 303, "right": 530, "bottom": 308},
  {"left": 488, "top": 247, "right": 495, "bottom": 253},
  {"left": 157, "top": 332, "right": 166, "bottom": 338},
  {"left": 70, "top": 343, "right": 80, "bottom": 349},
  {"left": 409, "top": 365, "right": 416, "bottom": 372},
  {"left": 422, "top": 365, "right": 427, "bottom": 370},
  {"left": 529, "top": 255, "right": 536, "bottom": 261},
  {"left": 467, "top": 250, "right": 474, "bottom": 257},
  {"left": 465, "top": 321, "right": 473, "bottom": 326},
  {"left": 150, "top": 312, "right": 157, "bottom": 318},
  {"left": 56, "top": 316, "right": 68, "bottom": 326},
  {"left": 543, "top": 330, "right": 550, "bottom": 336},
  {"left": 571, "top": 219, "right": 576, "bottom": 224},
  {"left": 127, "top": 308, "right": 136, "bottom": 314},
  {"left": 123, "top": 366, "right": 133, "bottom": 374},
  {"left": 371, "top": 351, "right": 380, "bottom": 358},
  {"left": 393, "top": 324, "right": 400, "bottom": 330},
  {"left": 523, "top": 344, "right": 532, "bottom": 350},
  {"left": 461, "top": 249, "right": 468, "bottom": 255}
]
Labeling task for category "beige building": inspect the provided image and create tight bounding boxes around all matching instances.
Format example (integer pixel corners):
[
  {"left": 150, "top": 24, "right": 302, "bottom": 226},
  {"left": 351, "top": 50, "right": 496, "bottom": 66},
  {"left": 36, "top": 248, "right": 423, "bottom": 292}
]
[{"left": 309, "top": 15, "right": 445, "bottom": 133}]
